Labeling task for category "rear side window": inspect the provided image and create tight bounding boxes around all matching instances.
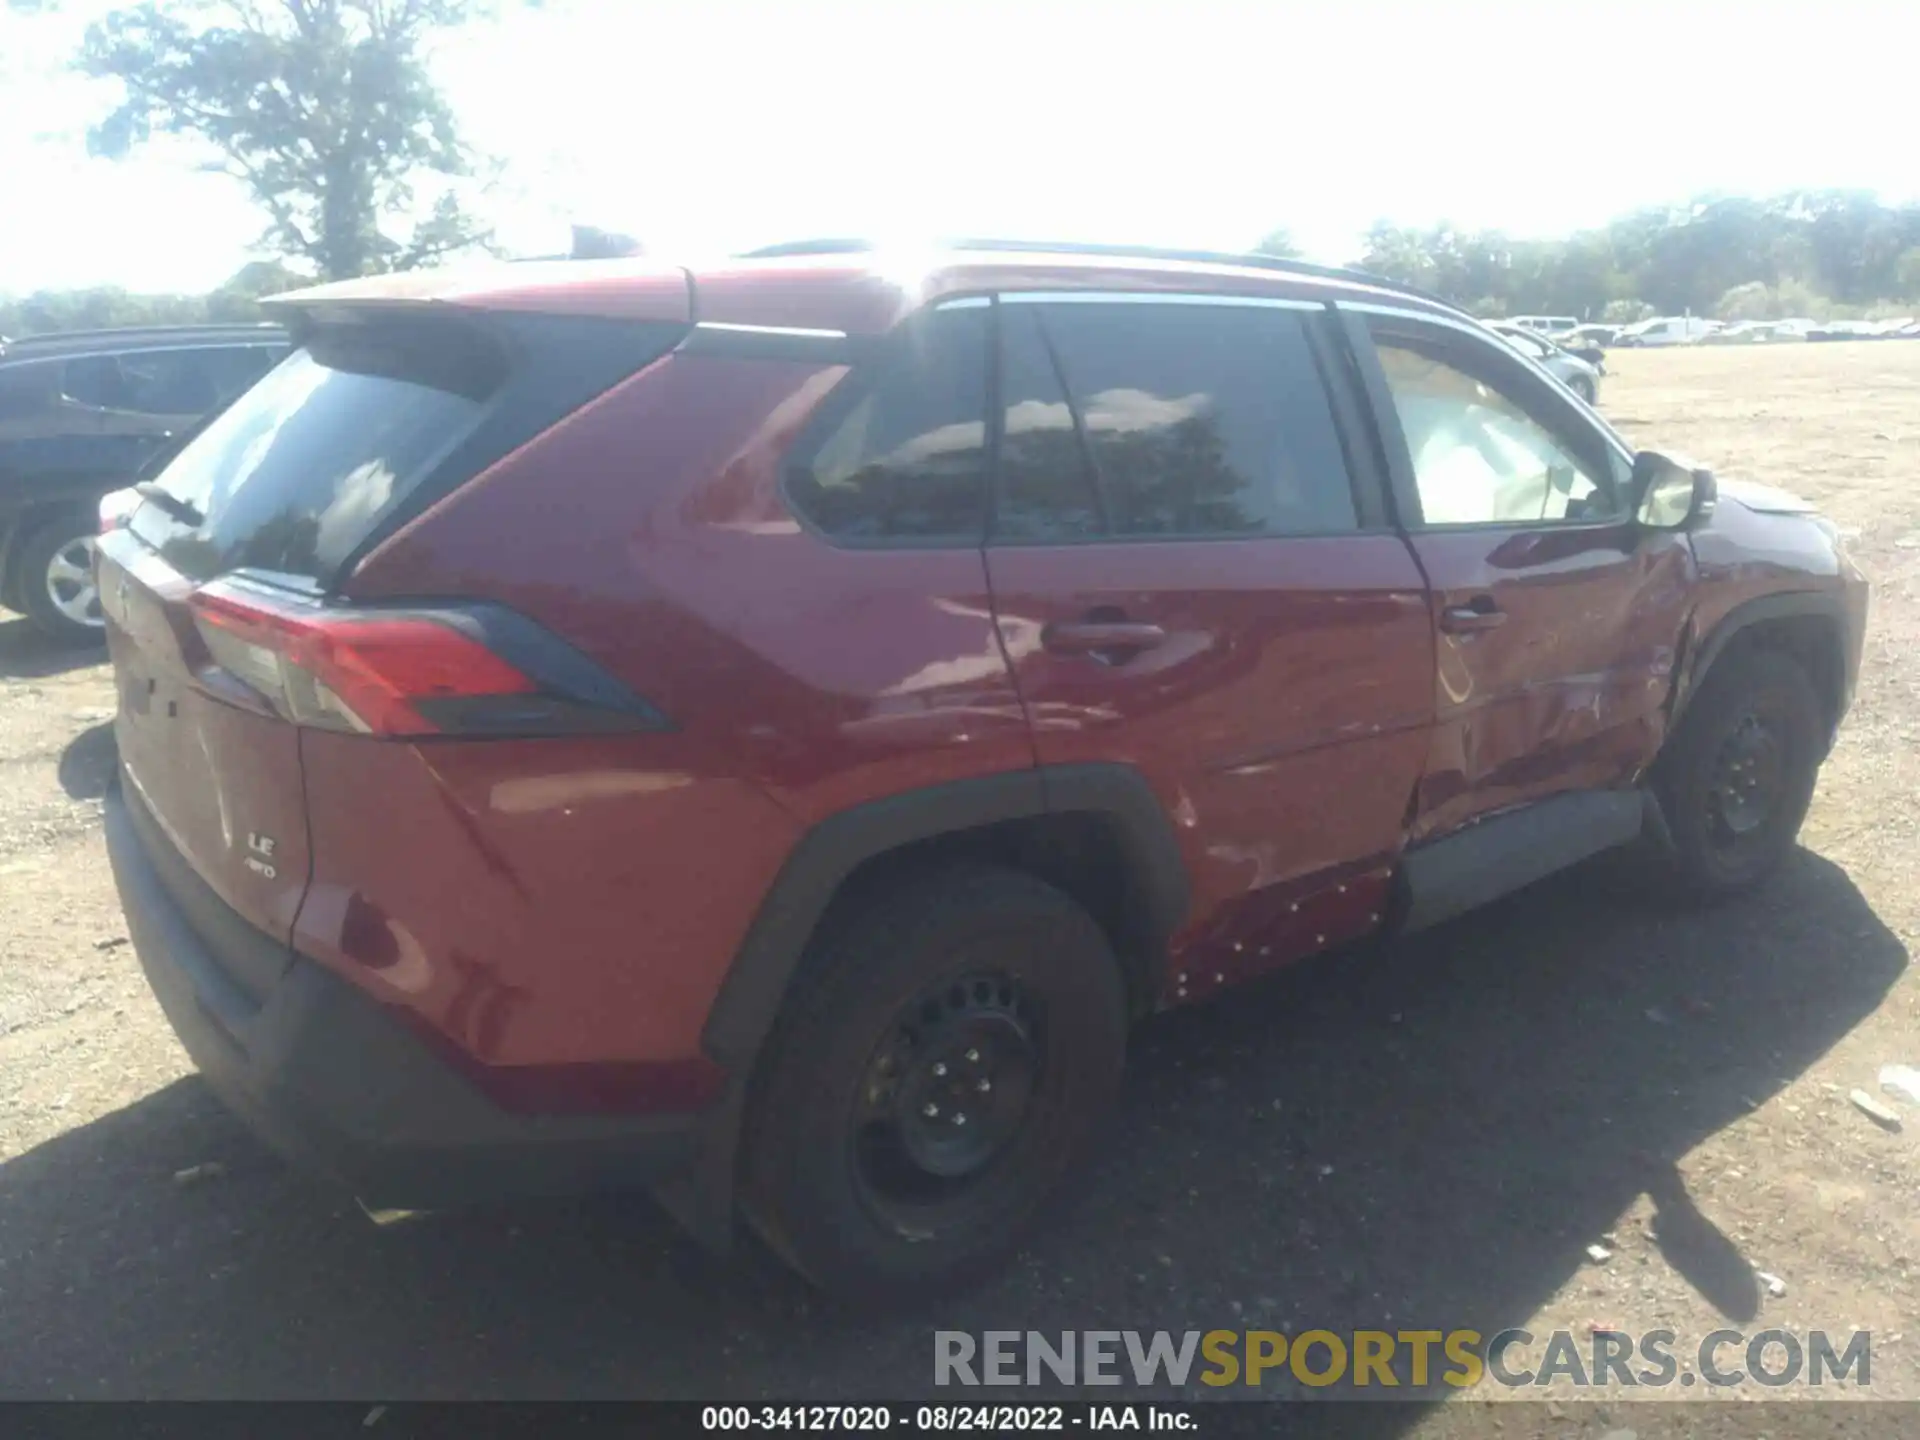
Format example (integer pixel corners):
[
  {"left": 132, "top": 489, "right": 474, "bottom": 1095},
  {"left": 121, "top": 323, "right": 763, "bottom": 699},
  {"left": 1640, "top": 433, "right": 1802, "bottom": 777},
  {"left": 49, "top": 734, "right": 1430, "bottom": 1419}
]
[
  {"left": 60, "top": 355, "right": 129, "bottom": 410},
  {"left": 131, "top": 326, "right": 495, "bottom": 582},
  {"left": 200, "top": 345, "right": 285, "bottom": 404},
  {"left": 62, "top": 348, "right": 231, "bottom": 416},
  {"left": 786, "top": 306, "right": 990, "bottom": 543},
  {"left": 997, "top": 305, "right": 1104, "bottom": 540},
  {"left": 994, "top": 301, "right": 1358, "bottom": 541},
  {"left": 0, "top": 362, "right": 57, "bottom": 422}
]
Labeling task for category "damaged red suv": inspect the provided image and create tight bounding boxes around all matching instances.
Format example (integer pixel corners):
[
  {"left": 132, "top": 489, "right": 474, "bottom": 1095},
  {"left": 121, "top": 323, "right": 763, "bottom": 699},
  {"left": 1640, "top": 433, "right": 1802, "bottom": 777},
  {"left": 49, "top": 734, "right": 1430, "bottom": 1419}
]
[{"left": 101, "top": 241, "right": 1868, "bottom": 1299}]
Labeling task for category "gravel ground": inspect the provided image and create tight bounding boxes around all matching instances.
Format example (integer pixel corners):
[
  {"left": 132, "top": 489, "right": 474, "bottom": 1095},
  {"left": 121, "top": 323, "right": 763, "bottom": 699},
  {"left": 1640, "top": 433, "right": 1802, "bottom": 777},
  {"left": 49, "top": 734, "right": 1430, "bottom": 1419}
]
[{"left": 1, "top": 343, "right": 1918, "bottom": 1429}]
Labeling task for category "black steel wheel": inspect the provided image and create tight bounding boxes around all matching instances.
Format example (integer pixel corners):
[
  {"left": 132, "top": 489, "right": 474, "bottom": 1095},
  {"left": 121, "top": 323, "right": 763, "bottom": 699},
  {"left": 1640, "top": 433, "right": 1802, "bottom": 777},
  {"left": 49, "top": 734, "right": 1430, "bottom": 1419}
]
[
  {"left": 741, "top": 865, "right": 1126, "bottom": 1301},
  {"left": 852, "top": 970, "right": 1040, "bottom": 1208},
  {"left": 1656, "top": 647, "right": 1824, "bottom": 897}
]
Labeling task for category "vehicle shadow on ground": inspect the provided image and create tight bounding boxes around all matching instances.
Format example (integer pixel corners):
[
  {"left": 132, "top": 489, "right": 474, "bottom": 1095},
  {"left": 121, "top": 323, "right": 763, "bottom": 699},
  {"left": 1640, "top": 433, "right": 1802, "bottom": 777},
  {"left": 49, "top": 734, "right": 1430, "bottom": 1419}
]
[
  {"left": 57, "top": 722, "right": 117, "bottom": 800},
  {"left": 0, "top": 850, "right": 1903, "bottom": 1418},
  {"left": 0, "top": 614, "right": 105, "bottom": 681}
]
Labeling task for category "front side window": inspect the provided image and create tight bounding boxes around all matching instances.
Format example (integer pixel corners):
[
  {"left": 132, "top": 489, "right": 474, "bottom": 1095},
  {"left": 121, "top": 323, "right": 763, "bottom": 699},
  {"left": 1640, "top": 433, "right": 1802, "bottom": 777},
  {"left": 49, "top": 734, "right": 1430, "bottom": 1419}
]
[
  {"left": 1373, "top": 335, "right": 1619, "bottom": 526},
  {"left": 993, "top": 300, "right": 1358, "bottom": 542},
  {"left": 786, "top": 306, "right": 990, "bottom": 543}
]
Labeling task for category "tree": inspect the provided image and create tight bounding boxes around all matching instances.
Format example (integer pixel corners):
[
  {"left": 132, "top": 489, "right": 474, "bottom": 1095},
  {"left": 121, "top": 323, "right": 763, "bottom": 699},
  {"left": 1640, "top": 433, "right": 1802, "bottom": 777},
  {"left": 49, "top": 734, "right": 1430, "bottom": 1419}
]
[
  {"left": 79, "top": 0, "right": 498, "bottom": 281},
  {"left": 1250, "top": 228, "right": 1302, "bottom": 260},
  {"left": 1898, "top": 247, "right": 1920, "bottom": 302},
  {"left": 1343, "top": 193, "right": 1919, "bottom": 320}
]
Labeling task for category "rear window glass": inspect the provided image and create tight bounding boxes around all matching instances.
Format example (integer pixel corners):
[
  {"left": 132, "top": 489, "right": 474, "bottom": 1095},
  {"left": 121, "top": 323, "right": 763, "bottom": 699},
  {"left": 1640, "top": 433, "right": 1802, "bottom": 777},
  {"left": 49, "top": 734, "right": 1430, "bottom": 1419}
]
[{"left": 130, "top": 330, "right": 493, "bottom": 582}]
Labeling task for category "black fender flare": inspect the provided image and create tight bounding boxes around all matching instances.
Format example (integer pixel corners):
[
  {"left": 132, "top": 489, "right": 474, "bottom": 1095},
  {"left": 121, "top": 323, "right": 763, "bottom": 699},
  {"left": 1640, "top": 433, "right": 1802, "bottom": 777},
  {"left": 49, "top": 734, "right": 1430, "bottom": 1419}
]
[
  {"left": 656, "top": 762, "right": 1188, "bottom": 1248},
  {"left": 1669, "top": 589, "right": 1851, "bottom": 739},
  {"left": 703, "top": 761, "right": 1188, "bottom": 1070}
]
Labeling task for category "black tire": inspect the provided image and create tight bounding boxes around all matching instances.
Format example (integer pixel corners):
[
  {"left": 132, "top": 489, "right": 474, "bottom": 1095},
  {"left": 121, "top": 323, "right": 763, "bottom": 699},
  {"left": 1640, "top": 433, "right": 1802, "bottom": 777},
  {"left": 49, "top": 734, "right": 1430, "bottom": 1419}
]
[
  {"left": 1654, "top": 647, "right": 1824, "bottom": 899},
  {"left": 17, "top": 517, "right": 106, "bottom": 647},
  {"left": 740, "top": 864, "right": 1127, "bottom": 1302}
]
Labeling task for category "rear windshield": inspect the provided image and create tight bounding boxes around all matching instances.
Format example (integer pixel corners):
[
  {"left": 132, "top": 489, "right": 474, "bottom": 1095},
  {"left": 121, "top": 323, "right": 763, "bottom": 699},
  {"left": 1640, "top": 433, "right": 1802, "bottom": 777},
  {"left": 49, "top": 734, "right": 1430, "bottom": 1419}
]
[{"left": 130, "top": 324, "right": 497, "bottom": 583}]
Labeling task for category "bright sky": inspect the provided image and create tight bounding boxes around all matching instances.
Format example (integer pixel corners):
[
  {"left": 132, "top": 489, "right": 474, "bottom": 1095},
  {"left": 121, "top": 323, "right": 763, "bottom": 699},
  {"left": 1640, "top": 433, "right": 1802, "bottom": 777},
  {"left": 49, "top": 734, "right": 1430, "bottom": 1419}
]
[{"left": 2, "top": 0, "right": 1916, "bottom": 294}]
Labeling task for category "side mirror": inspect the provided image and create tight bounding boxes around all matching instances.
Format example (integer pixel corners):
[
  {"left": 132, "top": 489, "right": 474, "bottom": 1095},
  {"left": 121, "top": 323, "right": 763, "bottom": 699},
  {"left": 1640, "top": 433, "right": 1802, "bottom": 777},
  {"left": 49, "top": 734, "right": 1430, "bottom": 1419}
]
[{"left": 1633, "top": 451, "right": 1716, "bottom": 530}]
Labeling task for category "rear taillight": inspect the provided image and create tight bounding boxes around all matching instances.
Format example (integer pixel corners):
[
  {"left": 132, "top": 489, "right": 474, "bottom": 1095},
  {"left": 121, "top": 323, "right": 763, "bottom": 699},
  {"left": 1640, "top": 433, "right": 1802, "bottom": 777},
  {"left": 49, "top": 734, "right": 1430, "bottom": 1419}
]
[{"left": 186, "top": 581, "right": 663, "bottom": 738}]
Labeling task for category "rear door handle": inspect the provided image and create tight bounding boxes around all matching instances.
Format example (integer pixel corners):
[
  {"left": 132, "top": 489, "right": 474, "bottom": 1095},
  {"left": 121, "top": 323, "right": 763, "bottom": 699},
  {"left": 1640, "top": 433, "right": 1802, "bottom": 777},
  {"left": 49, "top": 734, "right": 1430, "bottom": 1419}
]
[
  {"left": 1042, "top": 620, "right": 1168, "bottom": 663},
  {"left": 1439, "top": 596, "right": 1506, "bottom": 634}
]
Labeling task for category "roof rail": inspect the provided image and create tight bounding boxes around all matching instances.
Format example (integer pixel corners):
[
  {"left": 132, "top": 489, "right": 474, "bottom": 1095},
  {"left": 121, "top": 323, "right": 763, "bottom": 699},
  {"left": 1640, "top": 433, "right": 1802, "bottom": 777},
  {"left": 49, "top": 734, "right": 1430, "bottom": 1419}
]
[{"left": 737, "top": 237, "right": 1460, "bottom": 311}]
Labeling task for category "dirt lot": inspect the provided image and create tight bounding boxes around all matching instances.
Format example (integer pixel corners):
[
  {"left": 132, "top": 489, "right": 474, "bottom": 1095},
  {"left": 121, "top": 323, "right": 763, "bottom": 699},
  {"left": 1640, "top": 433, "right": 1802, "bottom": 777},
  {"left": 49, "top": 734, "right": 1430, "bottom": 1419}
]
[{"left": 2, "top": 342, "right": 1918, "bottom": 1425}]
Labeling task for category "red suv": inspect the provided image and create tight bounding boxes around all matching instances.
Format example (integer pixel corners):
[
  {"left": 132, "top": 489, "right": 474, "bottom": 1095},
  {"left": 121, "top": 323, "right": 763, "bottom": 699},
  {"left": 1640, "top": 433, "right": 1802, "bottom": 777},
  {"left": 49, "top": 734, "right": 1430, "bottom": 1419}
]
[{"left": 100, "top": 242, "right": 1868, "bottom": 1300}]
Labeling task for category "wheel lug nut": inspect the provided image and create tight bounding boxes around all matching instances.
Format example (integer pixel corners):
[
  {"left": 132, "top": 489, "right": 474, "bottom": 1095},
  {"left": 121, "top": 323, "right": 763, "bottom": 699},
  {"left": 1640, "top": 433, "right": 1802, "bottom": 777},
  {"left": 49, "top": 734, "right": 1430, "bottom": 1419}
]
[
  {"left": 953, "top": 1113, "right": 968, "bottom": 1126},
  {"left": 932, "top": 1062, "right": 948, "bottom": 1077},
  {"left": 977, "top": 1078, "right": 992, "bottom": 1093},
  {"left": 923, "top": 1103, "right": 939, "bottom": 1118},
  {"left": 965, "top": 1048, "right": 980, "bottom": 1063}
]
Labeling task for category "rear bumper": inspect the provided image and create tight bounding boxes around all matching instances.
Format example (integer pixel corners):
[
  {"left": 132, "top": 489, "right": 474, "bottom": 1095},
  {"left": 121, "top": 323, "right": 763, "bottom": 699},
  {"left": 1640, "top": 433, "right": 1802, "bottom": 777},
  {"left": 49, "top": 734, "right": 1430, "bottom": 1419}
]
[{"left": 105, "top": 780, "right": 701, "bottom": 1210}]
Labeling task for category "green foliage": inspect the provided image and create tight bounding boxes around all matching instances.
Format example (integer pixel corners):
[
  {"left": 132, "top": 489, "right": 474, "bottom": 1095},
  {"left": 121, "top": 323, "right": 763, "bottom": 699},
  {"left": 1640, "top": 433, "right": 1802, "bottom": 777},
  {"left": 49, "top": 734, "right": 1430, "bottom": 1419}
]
[
  {"left": 1716, "top": 278, "right": 1828, "bottom": 321},
  {"left": 1899, "top": 248, "right": 1920, "bottom": 301},
  {"left": 1343, "top": 192, "right": 1920, "bottom": 319},
  {"left": 1250, "top": 229, "right": 1302, "bottom": 260},
  {"left": 79, "top": 0, "right": 497, "bottom": 280},
  {"left": 0, "top": 261, "right": 311, "bottom": 337}
]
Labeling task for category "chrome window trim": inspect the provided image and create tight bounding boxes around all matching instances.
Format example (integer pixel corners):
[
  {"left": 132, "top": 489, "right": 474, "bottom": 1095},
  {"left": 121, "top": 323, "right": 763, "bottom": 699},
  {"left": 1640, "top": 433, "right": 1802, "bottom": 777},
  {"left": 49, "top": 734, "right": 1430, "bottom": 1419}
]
[
  {"left": 1340, "top": 299, "right": 1635, "bottom": 463},
  {"left": 691, "top": 320, "right": 851, "bottom": 340},
  {"left": 1000, "top": 290, "right": 1324, "bottom": 313}
]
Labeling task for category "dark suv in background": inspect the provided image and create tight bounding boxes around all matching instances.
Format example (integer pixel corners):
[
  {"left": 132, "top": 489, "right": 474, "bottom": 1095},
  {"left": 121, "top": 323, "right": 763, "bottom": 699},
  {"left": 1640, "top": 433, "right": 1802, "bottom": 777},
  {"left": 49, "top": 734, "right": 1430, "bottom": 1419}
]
[
  {"left": 98, "top": 243, "right": 1867, "bottom": 1301},
  {"left": 0, "top": 324, "right": 288, "bottom": 642}
]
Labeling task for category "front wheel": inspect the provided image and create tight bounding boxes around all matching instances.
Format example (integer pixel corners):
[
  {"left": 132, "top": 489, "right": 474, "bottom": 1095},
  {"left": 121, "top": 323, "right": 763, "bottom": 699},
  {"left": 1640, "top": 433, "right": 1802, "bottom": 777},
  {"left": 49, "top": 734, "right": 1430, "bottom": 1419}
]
[
  {"left": 1654, "top": 648, "right": 1824, "bottom": 898},
  {"left": 18, "top": 518, "right": 106, "bottom": 647},
  {"left": 740, "top": 865, "right": 1127, "bottom": 1302}
]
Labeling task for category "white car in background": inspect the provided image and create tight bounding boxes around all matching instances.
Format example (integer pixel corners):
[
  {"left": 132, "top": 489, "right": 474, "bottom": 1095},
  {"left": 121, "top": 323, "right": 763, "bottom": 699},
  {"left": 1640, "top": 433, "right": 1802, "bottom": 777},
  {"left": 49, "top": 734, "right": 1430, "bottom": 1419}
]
[
  {"left": 1509, "top": 314, "right": 1580, "bottom": 338},
  {"left": 1614, "top": 316, "right": 1721, "bottom": 347},
  {"left": 1485, "top": 322, "right": 1604, "bottom": 404},
  {"left": 1706, "top": 321, "right": 1793, "bottom": 344}
]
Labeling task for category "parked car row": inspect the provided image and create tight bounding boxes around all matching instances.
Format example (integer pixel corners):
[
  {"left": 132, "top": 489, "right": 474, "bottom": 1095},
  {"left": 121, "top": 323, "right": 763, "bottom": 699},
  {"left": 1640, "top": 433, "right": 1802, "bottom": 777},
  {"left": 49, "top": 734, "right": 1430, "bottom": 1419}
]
[
  {"left": 1484, "top": 321, "right": 1605, "bottom": 403},
  {"left": 1803, "top": 317, "right": 1919, "bottom": 342},
  {"left": 1509, "top": 315, "right": 1920, "bottom": 351}
]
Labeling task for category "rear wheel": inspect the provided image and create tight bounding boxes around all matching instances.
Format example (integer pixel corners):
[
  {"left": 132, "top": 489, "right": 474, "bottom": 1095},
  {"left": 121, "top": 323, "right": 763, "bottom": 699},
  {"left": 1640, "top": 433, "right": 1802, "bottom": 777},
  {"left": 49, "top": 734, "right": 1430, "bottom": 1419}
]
[
  {"left": 740, "top": 865, "right": 1127, "bottom": 1301},
  {"left": 18, "top": 518, "right": 105, "bottom": 646},
  {"left": 1654, "top": 648, "right": 1823, "bottom": 898}
]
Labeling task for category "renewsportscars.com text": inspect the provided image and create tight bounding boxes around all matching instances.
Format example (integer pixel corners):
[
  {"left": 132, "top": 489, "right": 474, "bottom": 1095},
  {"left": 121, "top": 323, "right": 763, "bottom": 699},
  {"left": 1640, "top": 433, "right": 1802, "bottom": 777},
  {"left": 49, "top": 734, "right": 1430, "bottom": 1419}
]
[{"left": 934, "top": 1328, "right": 1871, "bottom": 1390}]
